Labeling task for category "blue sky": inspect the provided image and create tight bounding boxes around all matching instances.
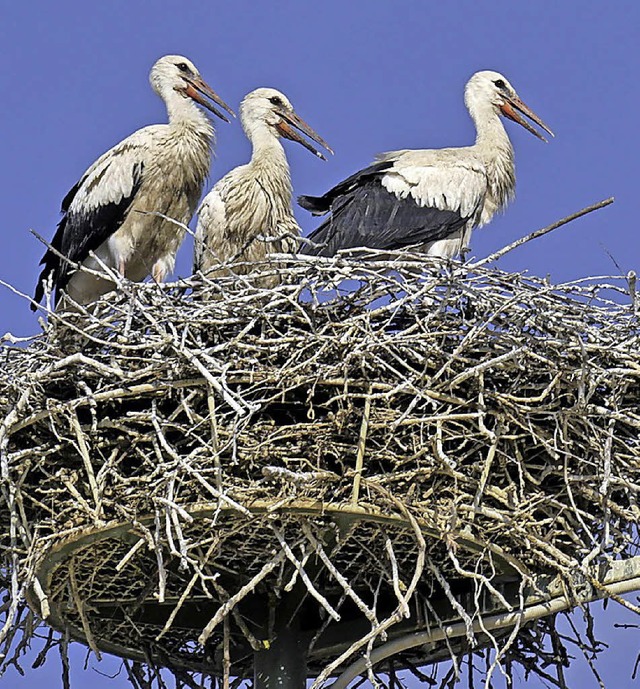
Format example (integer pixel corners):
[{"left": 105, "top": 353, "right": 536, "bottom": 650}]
[{"left": 1, "top": 0, "right": 639, "bottom": 686}]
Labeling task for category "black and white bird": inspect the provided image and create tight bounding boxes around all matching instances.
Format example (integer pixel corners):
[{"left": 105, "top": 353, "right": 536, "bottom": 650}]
[
  {"left": 33, "top": 54, "right": 234, "bottom": 311},
  {"left": 194, "top": 87, "right": 331, "bottom": 280},
  {"left": 299, "top": 70, "right": 552, "bottom": 259}
]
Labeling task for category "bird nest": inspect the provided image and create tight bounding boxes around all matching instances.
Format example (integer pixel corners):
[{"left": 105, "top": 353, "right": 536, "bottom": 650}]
[{"left": 1, "top": 251, "right": 639, "bottom": 688}]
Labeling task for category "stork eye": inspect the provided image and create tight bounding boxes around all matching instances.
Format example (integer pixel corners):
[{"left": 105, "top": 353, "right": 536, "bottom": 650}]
[
  {"left": 269, "top": 96, "right": 284, "bottom": 106},
  {"left": 176, "top": 62, "right": 191, "bottom": 73},
  {"left": 494, "top": 79, "right": 506, "bottom": 89}
]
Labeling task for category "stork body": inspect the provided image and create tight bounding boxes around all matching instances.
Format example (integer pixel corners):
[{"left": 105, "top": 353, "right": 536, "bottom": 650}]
[
  {"left": 34, "top": 55, "right": 234, "bottom": 310},
  {"left": 299, "top": 71, "right": 552, "bottom": 259},
  {"left": 195, "top": 88, "right": 331, "bottom": 280}
]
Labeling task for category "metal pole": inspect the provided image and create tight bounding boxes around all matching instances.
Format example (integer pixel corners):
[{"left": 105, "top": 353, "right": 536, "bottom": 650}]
[{"left": 253, "top": 623, "right": 308, "bottom": 689}]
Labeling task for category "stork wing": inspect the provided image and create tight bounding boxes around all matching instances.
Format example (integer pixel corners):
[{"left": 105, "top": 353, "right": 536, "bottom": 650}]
[
  {"left": 194, "top": 186, "right": 228, "bottom": 273},
  {"left": 194, "top": 165, "right": 265, "bottom": 272},
  {"left": 299, "top": 155, "right": 486, "bottom": 257},
  {"left": 387, "top": 152, "right": 488, "bottom": 220},
  {"left": 196, "top": 162, "right": 302, "bottom": 273},
  {"left": 33, "top": 128, "right": 154, "bottom": 308},
  {"left": 298, "top": 161, "right": 393, "bottom": 215}
]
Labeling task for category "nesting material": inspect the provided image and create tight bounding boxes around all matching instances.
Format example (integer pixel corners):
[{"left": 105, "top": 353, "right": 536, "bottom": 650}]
[{"left": 1, "top": 251, "right": 639, "bottom": 687}]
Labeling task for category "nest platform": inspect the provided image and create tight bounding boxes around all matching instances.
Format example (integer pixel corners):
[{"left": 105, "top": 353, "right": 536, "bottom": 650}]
[{"left": 1, "top": 253, "right": 639, "bottom": 687}]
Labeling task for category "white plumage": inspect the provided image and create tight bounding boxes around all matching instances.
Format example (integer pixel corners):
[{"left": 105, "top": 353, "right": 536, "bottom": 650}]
[
  {"left": 194, "top": 87, "right": 331, "bottom": 281},
  {"left": 299, "top": 70, "right": 553, "bottom": 259},
  {"left": 34, "top": 54, "right": 234, "bottom": 310}
]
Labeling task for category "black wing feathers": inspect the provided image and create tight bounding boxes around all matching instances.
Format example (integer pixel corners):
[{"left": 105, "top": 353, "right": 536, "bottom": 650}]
[
  {"left": 299, "top": 171, "right": 468, "bottom": 257},
  {"left": 33, "top": 162, "right": 144, "bottom": 309},
  {"left": 60, "top": 179, "right": 82, "bottom": 215},
  {"left": 298, "top": 161, "right": 394, "bottom": 215}
]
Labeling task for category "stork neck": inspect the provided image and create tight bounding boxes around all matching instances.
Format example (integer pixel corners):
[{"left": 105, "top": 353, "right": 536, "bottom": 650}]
[
  {"left": 470, "top": 102, "right": 511, "bottom": 152},
  {"left": 248, "top": 126, "right": 291, "bottom": 192},
  {"left": 470, "top": 102, "right": 514, "bottom": 177},
  {"left": 244, "top": 123, "right": 293, "bottom": 213},
  {"left": 248, "top": 124, "right": 288, "bottom": 165},
  {"left": 165, "top": 91, "right": 214, "bottom": 138},
  {"left": 469, "top": 100, "right": 516, "bottom": 215}
]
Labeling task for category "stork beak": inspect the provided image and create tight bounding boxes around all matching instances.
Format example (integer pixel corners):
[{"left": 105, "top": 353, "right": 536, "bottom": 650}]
[
  {"left": 501, "top": 95, "right": 554, "bottom": 142},
  {"left": 183, "top": 77, "right": 235, "bottom": 122},
  {"left": 276, "top": 109, "right": 333, "bottom": 160}
]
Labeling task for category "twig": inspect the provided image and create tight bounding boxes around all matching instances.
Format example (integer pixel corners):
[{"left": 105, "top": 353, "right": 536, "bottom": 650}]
[{"left": 472, "top": 197, "right": 614, "bottom": 267}]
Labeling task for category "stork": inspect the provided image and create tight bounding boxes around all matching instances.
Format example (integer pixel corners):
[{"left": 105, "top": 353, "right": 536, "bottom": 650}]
[
  {"left": 194, "top": 87, "right": 331, "bottom": 280},
  {"left": 299, "top": 70, "right": 552, "bottom": 259},
  {"left": 33, "top": 54, "right": 234, "bottom": 311}
]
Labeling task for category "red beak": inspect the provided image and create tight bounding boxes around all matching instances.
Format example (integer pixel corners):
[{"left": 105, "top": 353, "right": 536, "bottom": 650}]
[
  {"left": 183, "top": 77, "right": 235, "bottom": 122},
  {"left": 275, "top": 108, "right": 333, "bottom": 160},
  {"left": 500, "top": 95, "right": 554, "bottom": 142}
]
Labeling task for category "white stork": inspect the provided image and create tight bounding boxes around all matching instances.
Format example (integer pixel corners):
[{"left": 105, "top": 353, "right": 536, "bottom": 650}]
[
  {"left": 194, "top": 87, "right": 331, "bottom": 279},
  {"left": 299, "top": 70, "right": 552, "bottom": 259},
  {"left": 33, "top": 54, "right": 234, "bottom": 311}
]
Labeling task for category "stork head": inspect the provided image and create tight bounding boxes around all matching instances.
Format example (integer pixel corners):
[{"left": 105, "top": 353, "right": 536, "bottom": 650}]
[
  {"left": 465, "top": 70, "right": 553, "bottom": 142},
  {"left": 150, "top": 55, "right": 235, "bottom": 122},
  {"left": 240, "top": 88, "right": 333, "bottom": 159}
]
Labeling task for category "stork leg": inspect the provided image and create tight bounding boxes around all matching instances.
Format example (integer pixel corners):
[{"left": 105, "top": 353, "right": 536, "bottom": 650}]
[{"left": 152, "top": 263, "right": 166, "bottom": 284}]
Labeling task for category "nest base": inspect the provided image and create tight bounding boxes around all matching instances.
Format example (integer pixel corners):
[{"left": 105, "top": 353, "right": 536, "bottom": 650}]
[
  {"left": 30, "top": 501, "right": 640, "bottom": 681},
  {"left": 30, "top": 501, "right": 529, "bottom": 676}
]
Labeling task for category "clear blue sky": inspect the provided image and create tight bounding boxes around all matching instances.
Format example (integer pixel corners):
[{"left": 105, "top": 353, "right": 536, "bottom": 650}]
[{"left": 1, "top": 0, "right": 638, "bottom": 686}]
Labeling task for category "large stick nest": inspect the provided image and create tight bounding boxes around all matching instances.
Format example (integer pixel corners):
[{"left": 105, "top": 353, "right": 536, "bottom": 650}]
[{"left": 1, "top": 252, "right": 639, "bottom": 687}]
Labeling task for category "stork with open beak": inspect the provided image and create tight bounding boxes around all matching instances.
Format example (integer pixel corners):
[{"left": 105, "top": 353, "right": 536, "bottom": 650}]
[
  {"left": 33, "top": 54, "right": 234, "bottom": 311},
  {"left": 194, "top": 87, "right": 331, "bottom": 282},
  {"left": 299, "top": 70, "right": 553, "bottom": 259}
]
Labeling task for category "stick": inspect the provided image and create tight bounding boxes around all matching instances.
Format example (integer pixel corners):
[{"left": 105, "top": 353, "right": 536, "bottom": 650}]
[
  {"left": 351, "top": 390, "right": 372, "bottom": 504},
  {"left": 472, "top": 197, "right": 614, "bottom": 268}
]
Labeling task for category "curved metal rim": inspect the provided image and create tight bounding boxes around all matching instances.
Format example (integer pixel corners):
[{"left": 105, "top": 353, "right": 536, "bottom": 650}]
[
  {"left": 28, "top": 497, "right": 530, "bottom": 673},
  {"left": 329, "top": 554, "right": 640, "bottom": 689},
  {"left": 34, "top": 498, "right": 528, "bottom": 576}
]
